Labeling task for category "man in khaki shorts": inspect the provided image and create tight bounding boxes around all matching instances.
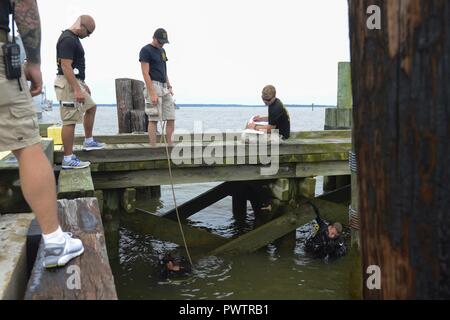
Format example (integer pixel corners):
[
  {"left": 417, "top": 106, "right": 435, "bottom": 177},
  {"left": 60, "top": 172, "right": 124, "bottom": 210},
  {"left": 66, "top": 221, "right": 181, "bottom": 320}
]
[
  {"left": 55, "top": 15, "right": 104, "bottom": 169},
  {"left": 0, "top": 0, "right": 83, "bottom": 268},
  {"left": 139, "top": 28, "right": 176, "bottom": 146}
]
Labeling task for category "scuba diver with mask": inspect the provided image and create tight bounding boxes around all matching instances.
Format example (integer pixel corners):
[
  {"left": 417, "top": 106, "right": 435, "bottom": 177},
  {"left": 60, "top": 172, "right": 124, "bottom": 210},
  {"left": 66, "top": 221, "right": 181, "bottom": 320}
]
[{"left": 304, "top": 202, "right": 347, "bottom": 263}]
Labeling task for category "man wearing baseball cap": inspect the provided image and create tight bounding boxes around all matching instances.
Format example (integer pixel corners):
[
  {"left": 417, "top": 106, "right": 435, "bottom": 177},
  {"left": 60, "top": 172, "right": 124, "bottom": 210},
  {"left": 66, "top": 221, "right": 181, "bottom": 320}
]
[{"left": 139, "top": 28, "right": 175, "bottom": 146}]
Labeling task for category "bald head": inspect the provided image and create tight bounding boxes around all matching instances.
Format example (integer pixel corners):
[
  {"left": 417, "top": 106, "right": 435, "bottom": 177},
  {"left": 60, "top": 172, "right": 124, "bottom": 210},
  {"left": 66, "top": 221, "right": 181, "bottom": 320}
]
[{"left": 71, "top": 15, "right": 96, "bottom": 38}]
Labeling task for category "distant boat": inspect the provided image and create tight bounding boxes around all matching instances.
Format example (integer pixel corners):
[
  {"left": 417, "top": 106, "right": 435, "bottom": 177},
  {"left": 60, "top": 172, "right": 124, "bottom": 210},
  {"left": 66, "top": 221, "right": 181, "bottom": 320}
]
[{"left": 33, "top": 86, "right": 53, "bottom": 122}]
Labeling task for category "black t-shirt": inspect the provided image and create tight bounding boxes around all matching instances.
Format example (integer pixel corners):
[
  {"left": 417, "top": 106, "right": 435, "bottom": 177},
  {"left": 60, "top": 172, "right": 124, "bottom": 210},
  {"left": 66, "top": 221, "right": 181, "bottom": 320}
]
[
  {"left": 56, "top": 30, "right": 86, "bottom": 80},
  {"left": 139, "top": 44, "right": 168, "bottom": 83},
  {"left": 268, "top": 98, "right": 291, "bottom": 139},
  {"left": 0, "top": 0, "right": 11, "bottom": 33}
]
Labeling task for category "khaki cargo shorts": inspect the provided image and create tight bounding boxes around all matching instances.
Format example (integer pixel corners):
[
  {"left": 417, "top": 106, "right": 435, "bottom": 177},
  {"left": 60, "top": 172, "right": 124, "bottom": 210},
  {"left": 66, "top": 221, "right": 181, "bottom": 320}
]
[
  {"left": 54, "top": 75, "right": 96, "bottom": 125},
  {"left": 144, "top": 81, "right": 175, "bottom": 121},
  {"left": 0, "top": 43, "right": 41, "bottom": 152}
]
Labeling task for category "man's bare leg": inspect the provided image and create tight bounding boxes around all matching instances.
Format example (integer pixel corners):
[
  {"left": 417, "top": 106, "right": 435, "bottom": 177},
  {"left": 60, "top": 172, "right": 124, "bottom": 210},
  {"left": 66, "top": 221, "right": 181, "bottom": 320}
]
[
  {"left": 166, "top": 120, "right": 175, "bottom": 145},
  {"left": 62, "top": 124, "right": 75, "bottom": 156},
  {"left": 84, "top": 106, "right": 97, "bottom": 139},
  {"left": 148, "top": 121, "right": 158, "bottom": 146},
  {"left": 13, "top": 144, "right": 59, "bottom": 234}
]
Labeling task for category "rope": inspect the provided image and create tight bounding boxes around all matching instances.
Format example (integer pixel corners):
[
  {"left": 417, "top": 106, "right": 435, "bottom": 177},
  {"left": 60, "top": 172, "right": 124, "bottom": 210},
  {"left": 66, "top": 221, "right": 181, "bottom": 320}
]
[{"left": 158, "top": 106, "right": 194, "bottom": 268}]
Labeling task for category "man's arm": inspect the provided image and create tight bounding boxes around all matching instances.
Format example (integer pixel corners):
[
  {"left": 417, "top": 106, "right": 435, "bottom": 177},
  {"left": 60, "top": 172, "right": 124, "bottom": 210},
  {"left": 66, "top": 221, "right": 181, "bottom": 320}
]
[
  {"left": 140, "top": 62, "right": 158, "bottom": 105},
  {"left": 14, "top": 0, "right": 42, "bottom": 96},
  {"left": 254, "top": 116, "right": 268, "bottom": 122},
  {"left": 166, "top": 74, "right": 173, "bottom": 95},
  {"left": 60, "top": 58, "right": 84, "bottom": 103},
  {"left": 253, "top": 124, "right": 276, "bottom": 132},
  {"left": 15, "top": 0, "right": 40, "bottom": 64}
]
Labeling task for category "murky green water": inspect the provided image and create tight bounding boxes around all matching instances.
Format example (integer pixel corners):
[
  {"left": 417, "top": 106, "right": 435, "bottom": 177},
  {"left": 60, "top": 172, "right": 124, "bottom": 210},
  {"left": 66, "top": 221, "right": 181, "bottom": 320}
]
[{"left": 108, "top": 183, "right": 360, "bottom": 300}]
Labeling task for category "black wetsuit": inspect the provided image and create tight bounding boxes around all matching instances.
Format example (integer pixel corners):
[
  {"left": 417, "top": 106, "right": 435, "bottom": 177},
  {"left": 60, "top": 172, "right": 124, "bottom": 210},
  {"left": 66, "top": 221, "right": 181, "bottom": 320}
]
[{"left": 304, "top": 203, "right": 347, "bottom": 262}]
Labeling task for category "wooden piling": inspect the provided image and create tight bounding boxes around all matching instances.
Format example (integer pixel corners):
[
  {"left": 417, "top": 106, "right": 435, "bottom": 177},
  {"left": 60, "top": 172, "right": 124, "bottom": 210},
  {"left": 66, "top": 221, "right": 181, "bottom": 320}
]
[
  {"left": 324, "top": 62, "right": 353, "bottom": 192},
  {"left": 115, "top": 78, "right": 148, "bottom": 134},
  {"left": 25, "top": 198, "right": 117, "bottom": 300},
  {"left": 120, "top": 188, "right": 136, "bottom": 214},
  {"left": 102, "top": 189, "right": 120, "bottom": 261},
  {"left": 115, "top": 78, "right": 133, "bottom": 134},
  {"left": 349, "top": 0, "right": 450, "bottom": 299}
]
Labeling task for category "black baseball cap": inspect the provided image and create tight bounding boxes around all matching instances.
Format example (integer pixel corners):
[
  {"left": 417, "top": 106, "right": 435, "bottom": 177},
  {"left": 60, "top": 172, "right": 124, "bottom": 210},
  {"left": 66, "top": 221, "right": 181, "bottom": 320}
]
[{"left": 154, "top": 28, "right": 169, "bottom": 44}]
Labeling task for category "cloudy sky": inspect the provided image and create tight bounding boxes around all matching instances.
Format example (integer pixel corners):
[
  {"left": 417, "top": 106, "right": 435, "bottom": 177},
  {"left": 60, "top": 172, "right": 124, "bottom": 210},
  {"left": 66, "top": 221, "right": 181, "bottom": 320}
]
[{"left": 36, "top": 0, "right": 350, "bottom": 105}]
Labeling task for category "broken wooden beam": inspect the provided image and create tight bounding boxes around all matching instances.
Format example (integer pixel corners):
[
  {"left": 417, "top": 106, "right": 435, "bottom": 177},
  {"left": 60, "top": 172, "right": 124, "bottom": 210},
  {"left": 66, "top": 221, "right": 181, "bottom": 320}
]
[
  {"left": 25, "top": 197, "right": 117, "bottom": 300},
  {"left": 163, "top": 182, "right": 235, "bottom": 220},
  {"left": 123, "top": 208, "right": 229, "bottom": 250},
  {"left": 210, "top": 203, "right": 316, "bottom": 256}
]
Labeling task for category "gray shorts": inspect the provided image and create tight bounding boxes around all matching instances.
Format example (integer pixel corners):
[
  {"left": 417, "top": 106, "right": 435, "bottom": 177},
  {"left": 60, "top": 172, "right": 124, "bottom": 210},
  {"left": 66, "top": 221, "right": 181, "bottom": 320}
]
[{"left": 144, "top": 81, "right": 175, "bottom": 121}]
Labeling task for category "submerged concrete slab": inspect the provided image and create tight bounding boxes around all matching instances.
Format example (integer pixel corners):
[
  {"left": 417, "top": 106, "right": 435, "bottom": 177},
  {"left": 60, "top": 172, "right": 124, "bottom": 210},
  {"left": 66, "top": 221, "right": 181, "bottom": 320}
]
[{"left": 0, "top": 213, "right": 34, "bottom": 300}]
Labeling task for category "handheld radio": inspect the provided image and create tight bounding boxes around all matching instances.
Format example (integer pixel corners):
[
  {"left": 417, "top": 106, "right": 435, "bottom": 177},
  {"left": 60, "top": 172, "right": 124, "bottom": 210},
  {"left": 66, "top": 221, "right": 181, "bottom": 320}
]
[{"left": 2, "top": 1, "right": 22, "bottom": 90}]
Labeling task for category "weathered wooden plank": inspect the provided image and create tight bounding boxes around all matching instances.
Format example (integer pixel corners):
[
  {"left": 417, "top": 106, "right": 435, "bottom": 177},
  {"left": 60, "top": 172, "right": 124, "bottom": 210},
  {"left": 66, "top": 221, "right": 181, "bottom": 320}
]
[
  {"left": 91, "top": 161, "right": 349, "bottom": 189},
  {"left": 25, "top": 198, "right": 117, "bottom": 300},
  {"left": 163, "top": 182, "right": 235, "bottom": 220},
  {"left": 57, "top": 167, "right": 94, "bottom": 199},
  {"left": 54, "top": 139, "right": 351, "bottom": 164},
  {"left": 349, "top": 0, "right": 450, "bottom": 299},
  {"left": 92, "top": 164, "right": 296, "bottom": 189},
  {"left": 71, "top": 130, "right": 352, "bottom": 145},
  {"left": 0, "top": 214, "right": 34, "bottom": 300},
  {"left": 122, "top": 208, "right": 229, "bottom": 250},
  {"left": 296, "top": 161, "right": 350, "bottom": 177},
  {"left": 210, "top": 203, "right": 317, "bottom": 256},
  {"left": 73, "top": 152, "right": 348, "bottom": 173},
  {"left": 337, "top": 61, "right": 352, "bottom": 109}
]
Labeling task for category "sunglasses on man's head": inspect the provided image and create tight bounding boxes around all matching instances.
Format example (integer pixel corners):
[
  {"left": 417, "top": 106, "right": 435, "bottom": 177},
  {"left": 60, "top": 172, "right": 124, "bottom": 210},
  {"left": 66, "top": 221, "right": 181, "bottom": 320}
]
[{"left": 262, "top": 97, "right": 273, "bottom": 102}]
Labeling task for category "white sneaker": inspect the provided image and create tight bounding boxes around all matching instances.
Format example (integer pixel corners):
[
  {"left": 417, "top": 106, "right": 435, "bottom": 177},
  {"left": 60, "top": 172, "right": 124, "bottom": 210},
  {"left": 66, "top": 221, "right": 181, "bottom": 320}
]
[{"left": 43, "top": 232, "right": 84, "bottom": 269}]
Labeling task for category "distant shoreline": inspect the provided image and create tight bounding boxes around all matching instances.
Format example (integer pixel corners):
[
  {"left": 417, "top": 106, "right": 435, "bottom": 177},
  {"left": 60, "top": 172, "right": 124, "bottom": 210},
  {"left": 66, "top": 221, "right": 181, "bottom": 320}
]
[{"left": 51, "top": 103, "right": 335, "bottom": 108}]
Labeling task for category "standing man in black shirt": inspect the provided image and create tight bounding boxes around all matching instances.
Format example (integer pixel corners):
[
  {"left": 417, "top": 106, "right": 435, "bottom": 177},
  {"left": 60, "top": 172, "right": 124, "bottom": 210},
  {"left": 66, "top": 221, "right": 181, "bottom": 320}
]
[
  {"left": 139, "top": 28, "right": 176, "bottom": 146},
  {"left": 250, "top": 85, "right": 291, "bottom": 140},
  {"left": 54, "top": 15, "right": 105, "bottom": 170}
]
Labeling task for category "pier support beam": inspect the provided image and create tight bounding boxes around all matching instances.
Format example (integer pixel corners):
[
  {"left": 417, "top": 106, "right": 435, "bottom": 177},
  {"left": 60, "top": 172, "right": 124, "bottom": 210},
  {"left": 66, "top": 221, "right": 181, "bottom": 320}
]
[
  {"left": 102, "top": 189, "right": 120, "bottom": 261},
  {"left": 324, "top": 62, "right": 352, "bottom": 192},
  {"left": 349, "top": 0, "right": 450, "bottom": 299}
]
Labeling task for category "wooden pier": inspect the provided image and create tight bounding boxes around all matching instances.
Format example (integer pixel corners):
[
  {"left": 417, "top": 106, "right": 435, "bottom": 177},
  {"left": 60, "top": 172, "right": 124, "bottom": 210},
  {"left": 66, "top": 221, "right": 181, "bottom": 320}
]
[
  {"left": 0, "top": 128, "right": 351, "bottom": 299},
  {"left": 53, "top": 130, "right": 351, "bottom": 189}
]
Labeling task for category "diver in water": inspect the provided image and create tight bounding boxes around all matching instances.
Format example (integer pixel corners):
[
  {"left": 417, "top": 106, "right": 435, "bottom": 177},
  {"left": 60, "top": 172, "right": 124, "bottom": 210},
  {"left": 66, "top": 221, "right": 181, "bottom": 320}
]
[
  {"left": 158, "top": 253, "right": 192, "bottom": 279},
  {"left": 304, "top": 202, "right": 347, "bottom": 263}
]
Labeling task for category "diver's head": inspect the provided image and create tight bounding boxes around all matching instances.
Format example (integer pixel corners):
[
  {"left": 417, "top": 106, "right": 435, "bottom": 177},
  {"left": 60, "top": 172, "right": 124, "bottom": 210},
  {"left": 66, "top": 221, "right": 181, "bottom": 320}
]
[{"left": 327, "top": 222, "right": 343, "bottom": 239}]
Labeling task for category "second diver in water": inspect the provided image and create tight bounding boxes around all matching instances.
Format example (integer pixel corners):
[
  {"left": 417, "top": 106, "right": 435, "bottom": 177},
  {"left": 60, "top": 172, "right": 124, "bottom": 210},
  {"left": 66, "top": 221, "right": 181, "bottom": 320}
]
[{"left": 304, "top": 202, "right": 347, "bottom": 263}]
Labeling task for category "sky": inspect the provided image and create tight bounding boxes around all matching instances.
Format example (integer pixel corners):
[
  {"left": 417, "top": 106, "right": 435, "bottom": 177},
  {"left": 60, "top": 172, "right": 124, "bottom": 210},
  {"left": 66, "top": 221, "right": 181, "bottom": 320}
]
[{"left": 35, "top": 0, "right": 350, "bottom": 105}]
